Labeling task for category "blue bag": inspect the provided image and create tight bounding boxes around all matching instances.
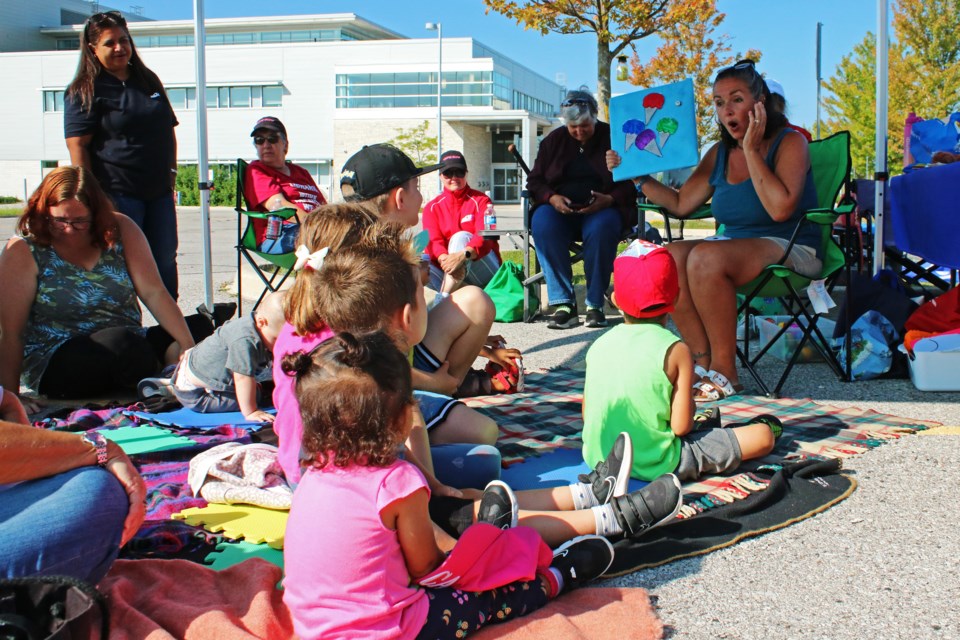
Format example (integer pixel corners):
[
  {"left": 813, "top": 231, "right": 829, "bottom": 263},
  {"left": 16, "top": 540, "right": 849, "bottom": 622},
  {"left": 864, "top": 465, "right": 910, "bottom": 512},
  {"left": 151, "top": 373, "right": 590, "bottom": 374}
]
[{"left": 837, "top": 310, "right": 899, "bottom": 380}]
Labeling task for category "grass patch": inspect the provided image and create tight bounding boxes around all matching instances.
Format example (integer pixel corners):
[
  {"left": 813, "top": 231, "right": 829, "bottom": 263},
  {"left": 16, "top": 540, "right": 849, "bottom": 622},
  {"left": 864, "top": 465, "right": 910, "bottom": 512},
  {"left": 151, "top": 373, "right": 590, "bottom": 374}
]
[
  {"left": 648, "top": 217, "right": 716, "bottom": 230},
  {"left": 0, "top": 205, "right": 23, "bottom": 218}
]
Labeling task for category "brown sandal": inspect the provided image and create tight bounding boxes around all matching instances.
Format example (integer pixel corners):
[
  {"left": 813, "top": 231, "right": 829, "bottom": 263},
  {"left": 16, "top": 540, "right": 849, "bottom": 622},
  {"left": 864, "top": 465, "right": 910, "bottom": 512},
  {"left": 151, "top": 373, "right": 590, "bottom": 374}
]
[{"left": 454, "top": 369, "right": 494, "bottom": 398}]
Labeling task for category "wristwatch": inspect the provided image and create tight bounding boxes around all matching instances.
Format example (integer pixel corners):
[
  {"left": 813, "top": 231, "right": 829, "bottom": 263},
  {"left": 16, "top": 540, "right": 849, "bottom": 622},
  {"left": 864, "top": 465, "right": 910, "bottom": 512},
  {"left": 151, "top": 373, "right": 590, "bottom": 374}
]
[{"left": 80, "top": 432, "right": 109, "bottom": 467}]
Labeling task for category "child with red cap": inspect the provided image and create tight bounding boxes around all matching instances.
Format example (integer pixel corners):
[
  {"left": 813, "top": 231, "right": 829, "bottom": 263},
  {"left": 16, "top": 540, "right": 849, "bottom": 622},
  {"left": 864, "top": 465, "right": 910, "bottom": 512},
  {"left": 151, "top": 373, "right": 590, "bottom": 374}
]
[{"left": 581, "top": 239, "right": 780, "bottom": 482}]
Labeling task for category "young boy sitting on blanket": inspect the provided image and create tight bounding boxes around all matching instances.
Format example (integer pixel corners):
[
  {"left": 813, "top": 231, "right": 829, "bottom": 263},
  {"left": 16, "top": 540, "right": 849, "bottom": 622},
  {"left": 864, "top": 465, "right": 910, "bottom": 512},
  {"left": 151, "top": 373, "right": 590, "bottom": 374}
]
[
  {"left": 162, "top": 292, "right": 286, "bottom": 422},
  {"left": 581, "top": 240, "right": 781, "bottom": 482}
]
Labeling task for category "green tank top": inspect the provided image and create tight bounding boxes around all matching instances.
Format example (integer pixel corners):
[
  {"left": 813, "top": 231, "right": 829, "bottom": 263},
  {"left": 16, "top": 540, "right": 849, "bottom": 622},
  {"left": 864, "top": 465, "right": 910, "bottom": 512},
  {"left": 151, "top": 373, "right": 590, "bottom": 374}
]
[{"left": 582, "top": 323, "right": 681, "bottom": 481}]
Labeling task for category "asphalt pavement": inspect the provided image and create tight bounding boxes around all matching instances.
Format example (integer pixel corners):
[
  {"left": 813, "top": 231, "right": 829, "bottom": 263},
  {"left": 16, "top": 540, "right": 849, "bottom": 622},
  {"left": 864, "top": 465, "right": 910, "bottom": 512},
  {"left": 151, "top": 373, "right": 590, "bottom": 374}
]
[{"left": 3, "top": 206, "right": 958, "bottom": 639}]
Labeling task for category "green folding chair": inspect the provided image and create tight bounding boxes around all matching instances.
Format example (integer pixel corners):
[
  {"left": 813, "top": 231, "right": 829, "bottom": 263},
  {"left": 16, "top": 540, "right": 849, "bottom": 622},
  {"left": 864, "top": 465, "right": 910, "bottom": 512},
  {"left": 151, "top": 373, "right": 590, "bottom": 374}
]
[
  {"left": 735, "top": 130, "right": 855, "bottom": 396},
  {"left": 639, "top": 131, "right": 855, "bottom": 397},
  {"left": 235, "top": 158, "right": 300, "bottom": 314}
]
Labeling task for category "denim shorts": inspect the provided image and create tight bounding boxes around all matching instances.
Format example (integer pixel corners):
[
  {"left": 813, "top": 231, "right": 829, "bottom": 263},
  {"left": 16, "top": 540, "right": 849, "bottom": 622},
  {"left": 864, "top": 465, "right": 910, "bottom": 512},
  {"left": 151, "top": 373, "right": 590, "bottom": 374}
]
[{"left": 676, "top": 427, "right": 743, "bottom": 482}]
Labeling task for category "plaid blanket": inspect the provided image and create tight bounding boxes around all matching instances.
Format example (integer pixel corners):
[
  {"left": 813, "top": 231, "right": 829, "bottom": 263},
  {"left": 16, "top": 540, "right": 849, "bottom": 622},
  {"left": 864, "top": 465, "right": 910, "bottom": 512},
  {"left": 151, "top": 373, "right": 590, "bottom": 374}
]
[{"left": 466, "top": 368, "right": 939, "bottom": 516}]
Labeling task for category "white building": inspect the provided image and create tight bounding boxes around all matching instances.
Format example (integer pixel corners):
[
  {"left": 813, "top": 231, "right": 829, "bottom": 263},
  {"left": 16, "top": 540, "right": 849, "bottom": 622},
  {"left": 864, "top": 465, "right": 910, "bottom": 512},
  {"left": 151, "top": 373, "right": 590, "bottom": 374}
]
[{"left": 0, "top": 1, "right": 564, "bottom": 203}]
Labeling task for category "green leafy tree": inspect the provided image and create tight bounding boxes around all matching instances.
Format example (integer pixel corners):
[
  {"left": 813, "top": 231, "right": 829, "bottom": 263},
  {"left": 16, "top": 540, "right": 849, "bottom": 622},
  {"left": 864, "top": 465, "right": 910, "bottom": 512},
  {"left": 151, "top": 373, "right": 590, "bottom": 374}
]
[
  {"left": 389, "top": 120, "right": 438, "bottom": 167},
  {"left": 484, "top": 0, "right": 702, "bottom": 120},
  {"left": 627, "top": 0, "right": 760, "bottom": 145},
  {"left": 173, "top": 163, "right": 238, "bottom": 206},
  {"left": 175, "top": 164, "right": 199, "bottom": 206},
  {"left": 822, "top": 0, "right": 960, "bottom": 176}
]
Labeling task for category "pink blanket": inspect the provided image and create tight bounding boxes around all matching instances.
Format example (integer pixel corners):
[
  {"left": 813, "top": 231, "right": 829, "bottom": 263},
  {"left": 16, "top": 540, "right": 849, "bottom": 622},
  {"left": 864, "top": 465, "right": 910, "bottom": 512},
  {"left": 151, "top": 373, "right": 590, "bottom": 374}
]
[{"left": 100, "top": 559, "right": 662, "bottom": 640}]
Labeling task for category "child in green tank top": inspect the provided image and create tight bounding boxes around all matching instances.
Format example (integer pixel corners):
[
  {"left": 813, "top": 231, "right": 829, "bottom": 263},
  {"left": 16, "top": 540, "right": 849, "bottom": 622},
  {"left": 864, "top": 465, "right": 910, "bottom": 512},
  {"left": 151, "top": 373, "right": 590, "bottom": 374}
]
[{"left": 582, "top": 240, "right": 780, "bottom": 482}]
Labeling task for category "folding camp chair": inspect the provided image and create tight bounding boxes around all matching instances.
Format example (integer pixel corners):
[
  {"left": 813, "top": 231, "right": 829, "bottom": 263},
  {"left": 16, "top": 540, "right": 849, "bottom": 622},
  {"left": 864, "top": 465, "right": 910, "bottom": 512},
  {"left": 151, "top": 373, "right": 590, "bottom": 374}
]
[
  {"left": 235, "top": 158, "right": 301, "bottom": 314},
  {"left": 639, "top": 131, "right": 856, "bottom": 396}
]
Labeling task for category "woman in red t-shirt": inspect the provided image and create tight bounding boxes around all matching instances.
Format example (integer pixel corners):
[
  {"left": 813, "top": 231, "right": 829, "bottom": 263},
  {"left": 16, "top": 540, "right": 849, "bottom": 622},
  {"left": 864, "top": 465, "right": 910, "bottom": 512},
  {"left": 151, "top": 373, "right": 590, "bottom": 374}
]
[{"left": 243, "top": 116, "right": 326, "bottom": 254}]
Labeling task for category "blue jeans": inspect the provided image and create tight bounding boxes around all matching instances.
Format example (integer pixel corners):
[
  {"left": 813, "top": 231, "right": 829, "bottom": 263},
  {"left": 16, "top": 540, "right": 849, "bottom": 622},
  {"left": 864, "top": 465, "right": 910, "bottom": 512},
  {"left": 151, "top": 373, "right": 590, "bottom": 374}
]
[
  {"left": 258, "top": 222, "right": 300, "bottom": 255},
  {"left": 110, "top": 191, "right": 180, "bottom": 300},
  {"left": 430, "top": 444, "right": 502, "bottom": 490},
  {"left": 530, "top": 204, "right": 621, "bottom": 309},
  {"left": 0, "top": 466, "right": 128, "bottom": 583}
]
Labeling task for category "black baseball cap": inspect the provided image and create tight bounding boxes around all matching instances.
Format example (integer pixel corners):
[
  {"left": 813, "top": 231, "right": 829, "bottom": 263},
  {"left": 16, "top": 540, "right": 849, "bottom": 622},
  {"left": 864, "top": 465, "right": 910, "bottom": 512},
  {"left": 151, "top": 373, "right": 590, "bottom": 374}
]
[
  {"left": 250, "top": 116, "right": 287, "bottom": 138},
  {"left": 439, "top": 150, "right": 468, "bottom": 172},
  {"left": 340, "top": 143, "right": 442, "bottom": 201}
]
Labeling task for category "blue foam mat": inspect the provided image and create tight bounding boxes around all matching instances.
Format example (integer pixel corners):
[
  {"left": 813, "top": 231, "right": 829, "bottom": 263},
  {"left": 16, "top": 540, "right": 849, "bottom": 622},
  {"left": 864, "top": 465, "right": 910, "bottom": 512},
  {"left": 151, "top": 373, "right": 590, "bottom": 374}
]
[
  {"left": 124, "top": 406, "right": 274, "bottom": 430},
  {"left": 500, "top": 447, "right": 648, "bottom": 492}
]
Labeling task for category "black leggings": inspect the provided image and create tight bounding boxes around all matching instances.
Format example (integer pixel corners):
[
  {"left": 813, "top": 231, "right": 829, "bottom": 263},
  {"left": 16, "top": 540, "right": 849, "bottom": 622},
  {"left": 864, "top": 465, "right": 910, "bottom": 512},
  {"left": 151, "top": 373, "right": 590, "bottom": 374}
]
[
  {"left": 416, "top": 579, "right": 550, "bottom": 639},
  {"left": 38, "top": 315, "right": 214, "bottom": 399}
]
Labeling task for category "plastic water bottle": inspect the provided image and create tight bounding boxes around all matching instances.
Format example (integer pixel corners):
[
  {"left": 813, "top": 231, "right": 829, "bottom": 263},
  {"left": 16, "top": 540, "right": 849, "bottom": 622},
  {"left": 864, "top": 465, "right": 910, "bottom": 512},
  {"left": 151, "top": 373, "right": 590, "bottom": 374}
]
[
  {"left": 265, "top": 215, "right": 282, "bottom": 241},
  {"left": 483, "top": 203, "right": 497, "bottom": 231}
]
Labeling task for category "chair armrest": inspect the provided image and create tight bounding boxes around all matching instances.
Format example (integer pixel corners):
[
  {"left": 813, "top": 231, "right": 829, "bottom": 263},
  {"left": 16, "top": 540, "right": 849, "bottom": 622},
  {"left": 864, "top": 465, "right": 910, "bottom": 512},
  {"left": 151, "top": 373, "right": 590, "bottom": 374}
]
[
  {"left": 238, "top": 207, "right": 299, "bottom": 221},
  {"left": 804, "top": 209, "right": 840, "bottom": 226},
  {"left": 637, "top": 202, "right": 713, "bottom": 221}
]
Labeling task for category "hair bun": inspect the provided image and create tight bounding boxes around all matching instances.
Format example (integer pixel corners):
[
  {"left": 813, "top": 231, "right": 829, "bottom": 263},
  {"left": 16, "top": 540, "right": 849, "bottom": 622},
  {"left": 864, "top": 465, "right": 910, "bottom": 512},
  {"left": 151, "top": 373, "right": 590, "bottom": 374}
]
[
  {"left": 334, "top": 332, "right": 371, "bottom": 368},
  {"left": 280, "top": 350, "right": 314, "bottom": 377}
]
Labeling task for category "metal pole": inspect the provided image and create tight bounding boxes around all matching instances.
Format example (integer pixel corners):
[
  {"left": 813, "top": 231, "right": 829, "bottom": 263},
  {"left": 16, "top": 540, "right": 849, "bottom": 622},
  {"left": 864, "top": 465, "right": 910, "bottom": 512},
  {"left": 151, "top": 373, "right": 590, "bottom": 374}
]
[
  {"left": 873, "top": 0, "right": 889, "bottom": 275},
  {"left": 425, "top": 23, "right": 442, "bottom": 193},
  {"left": 816, "top": 22, "right": 823, "bottom": 140},
  {"left": 193, "top": 0, "right": 214, "bottom": 311}
]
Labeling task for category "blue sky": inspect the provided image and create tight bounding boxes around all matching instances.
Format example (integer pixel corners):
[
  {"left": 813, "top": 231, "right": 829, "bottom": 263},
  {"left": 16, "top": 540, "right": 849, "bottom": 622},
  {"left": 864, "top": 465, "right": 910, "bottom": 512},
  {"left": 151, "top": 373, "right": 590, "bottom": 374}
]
[{"left": 123, "top": 0, "right": 881, "bottom": 129}]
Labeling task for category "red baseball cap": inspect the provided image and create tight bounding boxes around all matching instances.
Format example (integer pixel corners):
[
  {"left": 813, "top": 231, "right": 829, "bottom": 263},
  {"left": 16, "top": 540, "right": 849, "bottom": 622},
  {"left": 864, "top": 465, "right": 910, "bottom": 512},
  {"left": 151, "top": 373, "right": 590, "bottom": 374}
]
[{"left": 613, "top": 240, "right": 679, "bottom": 318}]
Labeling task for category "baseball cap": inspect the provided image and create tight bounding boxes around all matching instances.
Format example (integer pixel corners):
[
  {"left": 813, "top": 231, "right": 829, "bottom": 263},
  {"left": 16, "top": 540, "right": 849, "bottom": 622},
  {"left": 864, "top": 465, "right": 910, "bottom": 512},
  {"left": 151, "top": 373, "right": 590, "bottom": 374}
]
[
  {"left": 765, "top": 79, "right": 785, "bottom": 99},
  {"left": 439, "top": 150, "right": 468, "bottom": 172},
  {"left": 250, "top": 116, "right": 287, "bottom": 138},
  {"left": 340, "top": 143, "right": 442, "bottom": 201},
  {"left": 612, "top": 240, "right": 679, "bottom": 318}
]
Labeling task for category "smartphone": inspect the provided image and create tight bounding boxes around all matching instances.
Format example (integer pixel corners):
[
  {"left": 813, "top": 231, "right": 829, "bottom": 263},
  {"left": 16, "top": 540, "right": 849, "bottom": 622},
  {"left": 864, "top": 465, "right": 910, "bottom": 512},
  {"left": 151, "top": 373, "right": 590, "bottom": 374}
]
[{"left": 568, "top": 196, "right": 595, "bottom": 211}]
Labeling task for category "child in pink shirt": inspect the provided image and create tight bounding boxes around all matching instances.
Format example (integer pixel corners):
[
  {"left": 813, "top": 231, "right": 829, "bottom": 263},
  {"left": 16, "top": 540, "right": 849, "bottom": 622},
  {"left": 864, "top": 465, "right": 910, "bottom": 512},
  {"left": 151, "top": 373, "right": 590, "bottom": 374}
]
[{"left": 282, "top": 331, "right": 614, "bottom": 639}]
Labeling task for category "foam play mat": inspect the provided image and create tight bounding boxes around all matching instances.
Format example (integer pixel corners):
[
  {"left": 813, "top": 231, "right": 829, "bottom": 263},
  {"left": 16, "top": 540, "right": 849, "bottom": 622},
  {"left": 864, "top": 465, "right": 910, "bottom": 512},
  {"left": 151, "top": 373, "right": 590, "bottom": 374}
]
[{"left": 172, "top": 503, "right": 288, "bottom": 549}]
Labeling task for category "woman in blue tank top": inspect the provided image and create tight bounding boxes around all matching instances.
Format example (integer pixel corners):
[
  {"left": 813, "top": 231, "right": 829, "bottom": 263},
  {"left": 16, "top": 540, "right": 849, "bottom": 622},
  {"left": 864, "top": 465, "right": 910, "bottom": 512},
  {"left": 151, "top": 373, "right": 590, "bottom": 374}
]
[{"left": 607, "top": 60, "right": 820, "bottom": 401}]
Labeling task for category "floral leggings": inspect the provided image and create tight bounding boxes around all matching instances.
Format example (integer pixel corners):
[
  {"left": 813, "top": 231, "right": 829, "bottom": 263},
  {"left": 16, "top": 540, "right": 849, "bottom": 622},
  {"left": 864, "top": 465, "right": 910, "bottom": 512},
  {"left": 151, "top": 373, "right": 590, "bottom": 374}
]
[{"left": 416, "top": 579, "right": 550, "bottom": 639}]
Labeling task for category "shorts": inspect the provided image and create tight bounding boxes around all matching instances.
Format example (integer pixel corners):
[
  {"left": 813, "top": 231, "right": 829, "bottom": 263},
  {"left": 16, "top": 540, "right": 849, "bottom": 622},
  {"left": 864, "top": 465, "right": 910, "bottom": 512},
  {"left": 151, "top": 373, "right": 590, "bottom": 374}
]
[
  {"left": 415, "top": 390, "right": 460, "bottom": 429},
  {"left": 676, "top": 427, "right": 743, "bottom": 482},
  {"left": 761, "top": 237, "right": 822, "bottom": 278},
  {"left": 412, "top": 342, "right": 443, "bottom": 373}
]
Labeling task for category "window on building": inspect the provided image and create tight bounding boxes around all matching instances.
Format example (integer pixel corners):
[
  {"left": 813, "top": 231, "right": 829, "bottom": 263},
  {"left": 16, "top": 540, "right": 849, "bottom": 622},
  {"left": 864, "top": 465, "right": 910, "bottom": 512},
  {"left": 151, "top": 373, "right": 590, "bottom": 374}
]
[
  {"left": 335, "top": 72, "right": 496, "bottom": 109},
  {"left": 230, "top": 86, "right": 252, "bottom": 108},
  {"left": 262, "top": 86, "right": 283, "bottom": 107},
  {"left": 42, "top": 91, "right": 65, "bottom": 112}
]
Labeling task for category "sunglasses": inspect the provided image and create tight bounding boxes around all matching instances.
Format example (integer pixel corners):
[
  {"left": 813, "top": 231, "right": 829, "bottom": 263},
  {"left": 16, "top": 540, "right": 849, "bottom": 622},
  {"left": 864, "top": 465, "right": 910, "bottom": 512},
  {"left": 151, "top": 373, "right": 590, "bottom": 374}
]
[
  {"left": 560, "top": 98, "right": 594, "bottom": 108},
  {"left": 48, "top": 215, "right": 93, "bottom": 230},
  {"left": 87, "top": 10, "right": 126, "bottom": 27},
  {"left": 441, "top": 169, "right": 466, "bottom": 178},
  {"left": 254, "top": 135, "right": 282, "bottom": 146},
  {"left": 719, "top": 60, "right": 757, "bottom": 76}
]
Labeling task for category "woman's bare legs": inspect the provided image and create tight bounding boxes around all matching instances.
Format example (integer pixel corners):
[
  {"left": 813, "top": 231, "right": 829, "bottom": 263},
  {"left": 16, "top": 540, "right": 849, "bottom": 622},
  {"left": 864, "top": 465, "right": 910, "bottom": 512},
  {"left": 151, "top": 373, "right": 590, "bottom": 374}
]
[
  {"left": 685, "top": 238, "right": 784, "bottom": 386},
  {"left": 665, "top": 240, "right": 711, "bottom": 371}
]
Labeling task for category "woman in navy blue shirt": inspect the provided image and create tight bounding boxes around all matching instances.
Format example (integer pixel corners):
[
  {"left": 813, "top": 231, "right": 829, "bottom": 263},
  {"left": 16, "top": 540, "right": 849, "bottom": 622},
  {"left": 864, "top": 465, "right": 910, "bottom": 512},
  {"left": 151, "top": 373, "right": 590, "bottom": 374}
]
[{"left": 64, "top": 11, "right": 180, "bottom": 299}]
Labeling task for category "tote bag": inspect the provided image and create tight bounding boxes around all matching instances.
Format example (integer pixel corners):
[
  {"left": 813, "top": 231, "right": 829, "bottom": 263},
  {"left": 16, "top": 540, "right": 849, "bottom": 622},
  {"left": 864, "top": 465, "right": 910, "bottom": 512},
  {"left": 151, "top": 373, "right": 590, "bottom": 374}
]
[{"left": 483, "top": 261, "right": 537, "bottom": 323}]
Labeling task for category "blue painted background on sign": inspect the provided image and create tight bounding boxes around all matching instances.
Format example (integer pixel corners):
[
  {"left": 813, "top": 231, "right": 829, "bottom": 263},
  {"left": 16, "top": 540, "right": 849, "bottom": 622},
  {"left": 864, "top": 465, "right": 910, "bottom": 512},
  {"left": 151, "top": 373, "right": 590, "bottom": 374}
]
[{"left": 610, "top": 78, "right": 699, "bottom": 181}]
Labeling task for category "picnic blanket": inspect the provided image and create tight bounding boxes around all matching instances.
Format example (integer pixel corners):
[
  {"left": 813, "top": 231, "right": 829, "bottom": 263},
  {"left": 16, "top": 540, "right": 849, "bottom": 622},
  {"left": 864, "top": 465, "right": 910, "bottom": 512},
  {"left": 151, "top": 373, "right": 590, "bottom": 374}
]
[
  {"left": 466, "top": 368, "right": 937, "bottom": 516},
  {"left": 100, "top": 558, "right": 662, "bottom": 640}
]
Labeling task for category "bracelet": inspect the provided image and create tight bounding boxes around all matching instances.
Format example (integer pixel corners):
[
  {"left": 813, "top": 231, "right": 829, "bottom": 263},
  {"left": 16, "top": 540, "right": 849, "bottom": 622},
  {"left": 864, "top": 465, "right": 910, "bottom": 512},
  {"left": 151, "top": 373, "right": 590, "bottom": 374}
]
[
  {"left": 635, "top": 175, "right": 651, "bottom": 190},
  {"left": 80, "top": 432, "right": 109, "bottom": 467}
]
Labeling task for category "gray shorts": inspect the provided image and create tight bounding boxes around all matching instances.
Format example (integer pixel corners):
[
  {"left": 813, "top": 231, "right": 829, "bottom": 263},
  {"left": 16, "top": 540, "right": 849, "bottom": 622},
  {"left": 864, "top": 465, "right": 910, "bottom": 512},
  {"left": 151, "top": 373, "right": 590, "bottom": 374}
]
[
  {"left": 676, "top": 427, "right": 743, "bottom": 482},
  {"left": 761, "top": 237, "right": 822, "bottom": 278}
]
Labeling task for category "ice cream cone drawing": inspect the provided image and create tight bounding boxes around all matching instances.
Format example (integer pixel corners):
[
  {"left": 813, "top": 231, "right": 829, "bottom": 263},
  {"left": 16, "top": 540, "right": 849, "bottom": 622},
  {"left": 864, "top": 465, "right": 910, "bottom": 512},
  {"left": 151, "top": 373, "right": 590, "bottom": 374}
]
[
  {"left": 635, "top": 129, "right": 662, "bottom": 157},
  {"left": 643, "top": 92, "right": 665, "bottom": 124},
  {"left": 656, "top": 117, "right": 678, "bottom": 149},
  {"left": 622, "top": 119, "right": 646, "bottom": 152}
]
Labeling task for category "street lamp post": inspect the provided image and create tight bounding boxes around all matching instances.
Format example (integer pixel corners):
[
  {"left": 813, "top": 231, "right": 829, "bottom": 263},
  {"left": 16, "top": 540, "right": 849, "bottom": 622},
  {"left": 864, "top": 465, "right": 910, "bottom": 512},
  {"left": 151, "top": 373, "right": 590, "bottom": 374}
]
[{"left": 425, "top": 22, "right": 442, "bottom": 189}]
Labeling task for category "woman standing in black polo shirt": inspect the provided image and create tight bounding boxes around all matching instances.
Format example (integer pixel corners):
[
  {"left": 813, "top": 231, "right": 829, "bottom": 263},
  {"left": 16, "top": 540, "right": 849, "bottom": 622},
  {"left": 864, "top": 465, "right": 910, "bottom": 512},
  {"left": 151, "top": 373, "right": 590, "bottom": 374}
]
[{"left": 64, "top": 11, "right": 180, "bottom": 299}]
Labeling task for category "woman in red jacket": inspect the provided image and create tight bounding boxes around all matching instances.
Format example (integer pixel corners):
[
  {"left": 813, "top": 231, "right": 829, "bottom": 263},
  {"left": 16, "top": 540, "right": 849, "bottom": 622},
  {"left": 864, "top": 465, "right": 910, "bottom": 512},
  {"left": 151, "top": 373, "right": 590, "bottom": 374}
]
[{"left": 422, "top": 151, "right": 502, "bottom": 294}]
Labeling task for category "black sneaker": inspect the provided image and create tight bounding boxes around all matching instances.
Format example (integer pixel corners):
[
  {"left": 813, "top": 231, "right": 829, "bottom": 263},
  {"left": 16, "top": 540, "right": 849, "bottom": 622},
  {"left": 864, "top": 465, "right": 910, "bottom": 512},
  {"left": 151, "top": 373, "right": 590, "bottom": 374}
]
[
  {"left": 578, "top": 432, "right": 633, "bottom": 505},
  {"left": 547, "top": 304, "right": 580, "bottom": 330},
  {"left": 584, "top": 307, "right": 608, "bottom": 328},
  {"left": 550, "top": 535, "right": 615, "bottom": 592},
  {"left": 611, "top": 473, "right": 683, "bottom": 538},
  {"left": 477, "top": 480, "right": 518, "bottom": 529},
  {"left": 137, "top": 377, "right": 175, "bottom": 400},
  {"left": 692, "top": 406, "right": 722, "bottom": 431}
]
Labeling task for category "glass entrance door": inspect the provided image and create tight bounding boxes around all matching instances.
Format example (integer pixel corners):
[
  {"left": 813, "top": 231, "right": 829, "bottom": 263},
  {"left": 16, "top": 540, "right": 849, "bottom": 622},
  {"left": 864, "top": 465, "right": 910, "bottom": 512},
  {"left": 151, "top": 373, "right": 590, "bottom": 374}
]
[{"left": 491, "top": 164, "right": 520, "bottom": 203}]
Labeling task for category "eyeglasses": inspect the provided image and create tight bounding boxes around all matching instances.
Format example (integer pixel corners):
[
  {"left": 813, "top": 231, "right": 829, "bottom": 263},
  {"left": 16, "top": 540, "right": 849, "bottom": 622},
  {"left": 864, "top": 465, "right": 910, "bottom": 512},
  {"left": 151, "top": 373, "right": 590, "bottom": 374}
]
[
  {"left": 441, "top": 169, "right": 466, "bottom": 178},
  {"left": 254, "top": 135, "right": 282, "bottom": 146},
  {"left": 48, "top": 215, "right": 93, "bottom": 230},
  {"left": 560, "top": 98, "right": 594, "bottom": 108}
]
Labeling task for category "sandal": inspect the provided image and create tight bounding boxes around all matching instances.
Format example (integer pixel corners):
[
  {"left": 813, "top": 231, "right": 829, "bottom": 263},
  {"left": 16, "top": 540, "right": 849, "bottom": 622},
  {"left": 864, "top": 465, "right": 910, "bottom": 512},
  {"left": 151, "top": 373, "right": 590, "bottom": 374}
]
[
  {"left": 485, "top": 361, "right": 520, "bottom": 394},
  {"left": 692, "top": 368, "right": 744, "bottom": 402},
  {"left": 454, "top": 369, "right": 494, "bottom": 398}
]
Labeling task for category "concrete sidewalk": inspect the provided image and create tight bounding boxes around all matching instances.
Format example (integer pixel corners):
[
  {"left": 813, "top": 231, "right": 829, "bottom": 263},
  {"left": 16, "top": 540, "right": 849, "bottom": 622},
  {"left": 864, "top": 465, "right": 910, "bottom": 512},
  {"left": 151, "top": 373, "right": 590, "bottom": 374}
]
[{"left": 3, "top": 205, "right": 958, "bottom": 639}]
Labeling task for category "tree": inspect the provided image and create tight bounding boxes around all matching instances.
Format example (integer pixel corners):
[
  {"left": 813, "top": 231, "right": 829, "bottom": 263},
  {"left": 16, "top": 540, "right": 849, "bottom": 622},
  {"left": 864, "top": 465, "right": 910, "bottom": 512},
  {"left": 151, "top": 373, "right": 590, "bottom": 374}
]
[
  {"left": 821, "top": 0, "right": 960, "bottom": 176},
  {"left": 388, "top": 120, "right": 438, "bottom": 167},
  {"left": 484, "top": 0, "right": 703, "bottom": 120},
  {"left": 627, "top": 0, "right": 760, "bottom": 145}
]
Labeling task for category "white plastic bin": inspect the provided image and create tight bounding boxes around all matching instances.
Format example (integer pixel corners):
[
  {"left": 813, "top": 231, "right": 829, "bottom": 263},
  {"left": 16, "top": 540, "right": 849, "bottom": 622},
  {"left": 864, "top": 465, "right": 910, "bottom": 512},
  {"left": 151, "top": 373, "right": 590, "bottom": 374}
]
[
  {"left": 756, "top": 315, "right": 837, "bottom": 363},
  {"left": 906, "top": 334, "right": 960, "bottom": 391}
]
